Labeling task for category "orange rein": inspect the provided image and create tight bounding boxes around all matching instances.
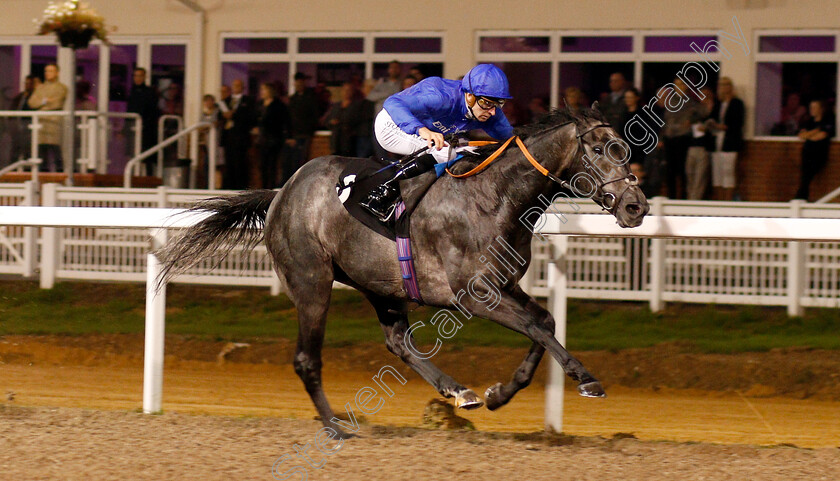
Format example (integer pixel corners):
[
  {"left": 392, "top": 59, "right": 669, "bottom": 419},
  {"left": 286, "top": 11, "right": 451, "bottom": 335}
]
[{"left": 444, "top": 136, "right": 553, "bottom": 179}]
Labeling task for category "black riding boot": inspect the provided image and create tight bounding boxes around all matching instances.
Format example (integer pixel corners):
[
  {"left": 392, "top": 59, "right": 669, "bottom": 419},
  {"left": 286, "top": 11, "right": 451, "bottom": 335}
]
[{"left": 361, "top": 153, "right": 437, "bottom": 222}]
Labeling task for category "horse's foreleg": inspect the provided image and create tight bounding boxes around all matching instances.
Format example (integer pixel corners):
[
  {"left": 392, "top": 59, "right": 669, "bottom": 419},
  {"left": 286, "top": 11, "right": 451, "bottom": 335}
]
[
  {"left": 485, "top": 342, "right": 545, "bottom": 410},
  {"left": 458, "top": 286, "right": 605, "bottom": 400},
  {"left": 369, "top": 296, "right": 483, "bottom": 410}
]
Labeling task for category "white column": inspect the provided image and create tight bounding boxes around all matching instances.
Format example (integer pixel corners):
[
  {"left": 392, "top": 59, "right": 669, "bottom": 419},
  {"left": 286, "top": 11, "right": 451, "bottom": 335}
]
[
  {"left": 143, "top": 228, "right": 168, "bottom": 414},
  {"left": 545, "top": 234, "right": 568, "bottom": 433}
]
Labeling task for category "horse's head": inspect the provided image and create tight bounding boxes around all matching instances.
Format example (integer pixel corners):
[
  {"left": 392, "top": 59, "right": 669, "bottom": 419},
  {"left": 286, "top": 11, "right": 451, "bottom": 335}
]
[{"left": 561, "top": 104, "right": 649, "bottom": 228}]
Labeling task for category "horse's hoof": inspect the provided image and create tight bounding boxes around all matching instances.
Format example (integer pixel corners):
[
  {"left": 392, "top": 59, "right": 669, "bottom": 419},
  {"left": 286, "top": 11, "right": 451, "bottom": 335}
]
[
  {"left": 333, "top": 429, "right": 359, "bottom": 440},
  {"left": 455, "top": 389, "right": 484, "bottom": 410},
  {"left": 578, "top": 381, "right": 606, "bottom": 398},
  {"left": 484, "top": 382, "right": 506, "bottom": 411}
]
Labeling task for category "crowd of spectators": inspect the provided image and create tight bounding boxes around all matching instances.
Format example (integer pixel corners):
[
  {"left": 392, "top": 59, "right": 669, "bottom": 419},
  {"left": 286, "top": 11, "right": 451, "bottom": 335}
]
[
  {"left": 200, "top": 60, "right": 425, "bottom": 190},
  {"left": 0, "top": 62, "right": 835, "bottom": 199}
]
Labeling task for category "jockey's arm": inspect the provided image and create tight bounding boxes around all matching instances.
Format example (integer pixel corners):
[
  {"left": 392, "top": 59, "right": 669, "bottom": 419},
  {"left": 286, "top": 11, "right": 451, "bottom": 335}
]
[{"left": 383, "top": 89, "right": 447, "bottom": 136}]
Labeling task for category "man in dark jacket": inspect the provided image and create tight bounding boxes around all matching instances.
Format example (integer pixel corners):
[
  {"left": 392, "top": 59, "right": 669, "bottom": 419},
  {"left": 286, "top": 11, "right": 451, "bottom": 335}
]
[
  {"left": 221, "top": 78, "right": 256, "bottom": 190},
  {"left": 708, "top": 77, "right": 745, "bottom": 200},
  {"left": 127, "top": 68, "right": 160, "bottom": 176},
  {"left": 282, "top": 72, "right": 319, "bottom": 186}
]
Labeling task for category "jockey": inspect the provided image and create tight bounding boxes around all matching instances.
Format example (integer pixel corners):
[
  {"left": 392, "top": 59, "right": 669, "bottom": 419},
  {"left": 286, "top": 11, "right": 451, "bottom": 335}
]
[{"left": 361, "top": 63, "right": 514, "bottom": 221}]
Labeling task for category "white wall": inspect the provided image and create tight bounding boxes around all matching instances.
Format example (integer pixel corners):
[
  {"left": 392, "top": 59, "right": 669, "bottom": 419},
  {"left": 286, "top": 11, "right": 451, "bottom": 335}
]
[{"left": 4, "top": 0, "right": 839, "bottom": 132}]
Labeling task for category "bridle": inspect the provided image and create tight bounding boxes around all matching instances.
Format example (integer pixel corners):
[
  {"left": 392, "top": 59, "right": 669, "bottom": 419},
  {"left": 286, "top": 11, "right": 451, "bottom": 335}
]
[
  {"left": 445, "top": 120, "right": 639, "bottom": 215},
  {"left": 573, "top": 122, "right": 639, "bottom": 214}
]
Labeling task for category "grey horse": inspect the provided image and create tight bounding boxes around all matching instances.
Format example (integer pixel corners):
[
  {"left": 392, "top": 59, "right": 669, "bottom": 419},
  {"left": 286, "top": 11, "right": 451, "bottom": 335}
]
[{"left": 159, "top": 107, "right": 649, "bottom": 438}]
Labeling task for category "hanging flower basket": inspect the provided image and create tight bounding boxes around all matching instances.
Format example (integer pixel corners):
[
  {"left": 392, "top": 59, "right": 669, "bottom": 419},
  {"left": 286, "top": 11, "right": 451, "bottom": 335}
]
[
  {"left": 36, "top": 0, "right": 111, "bottom": 49},
  {"left": 57, "top": 28, "right": 97, "bottom": 49}
]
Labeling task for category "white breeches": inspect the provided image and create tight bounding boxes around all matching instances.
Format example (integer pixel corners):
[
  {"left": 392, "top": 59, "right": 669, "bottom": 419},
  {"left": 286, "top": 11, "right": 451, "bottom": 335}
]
[{"left": 374, "top": 109, "right": 471, "bottom": 164}]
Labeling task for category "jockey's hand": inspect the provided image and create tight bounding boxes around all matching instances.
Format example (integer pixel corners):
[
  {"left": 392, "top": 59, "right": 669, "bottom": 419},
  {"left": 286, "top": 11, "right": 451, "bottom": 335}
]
[{"left": 418, "top": 127, "right": 446, "bottom": 151}]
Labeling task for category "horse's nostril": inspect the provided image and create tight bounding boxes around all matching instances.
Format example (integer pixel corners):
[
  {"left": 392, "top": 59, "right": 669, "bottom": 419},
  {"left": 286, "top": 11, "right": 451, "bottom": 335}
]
[{"left": 625, "top": 203, "right": 642, "bottom": 216}]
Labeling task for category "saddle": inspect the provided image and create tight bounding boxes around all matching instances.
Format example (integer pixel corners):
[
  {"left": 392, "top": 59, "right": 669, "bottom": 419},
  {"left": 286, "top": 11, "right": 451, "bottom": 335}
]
[
  {"left": 335, "top": 157, "right": 439, "bottom": 303},
  {"left": 335, "top": 157, "right": 439, "bottom": 240}
]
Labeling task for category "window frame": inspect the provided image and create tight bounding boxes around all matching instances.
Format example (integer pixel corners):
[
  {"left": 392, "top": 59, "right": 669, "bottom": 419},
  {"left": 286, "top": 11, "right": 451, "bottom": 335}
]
[
  {"left": 219, "top": 31, "right": 446, "bottom": 95},
  {"left": 475, "top": 29, "right": 723, "bottom": 111},
  {"left": 752, "top": 29, "right": 840, "bottom": 141}
]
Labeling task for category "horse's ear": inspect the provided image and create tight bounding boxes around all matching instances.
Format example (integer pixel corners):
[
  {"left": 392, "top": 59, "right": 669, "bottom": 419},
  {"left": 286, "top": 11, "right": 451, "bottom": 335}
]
[{"left": 591, "top": 101, "right": 601, "bottom": 112}]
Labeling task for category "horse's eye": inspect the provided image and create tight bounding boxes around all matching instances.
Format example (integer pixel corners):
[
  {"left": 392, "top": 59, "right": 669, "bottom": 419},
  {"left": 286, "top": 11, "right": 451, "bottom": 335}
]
[{"left": 593, "top": 146, "right": 603, "bottom": 155}]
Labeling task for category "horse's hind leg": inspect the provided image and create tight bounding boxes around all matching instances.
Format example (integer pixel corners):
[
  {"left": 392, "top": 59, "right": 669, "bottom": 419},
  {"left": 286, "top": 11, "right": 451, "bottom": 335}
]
[
  {"left": 288, "top": 277, "right": 355, "bottom": 438},
  {"left": 368, "top": 294, "right": 483, "bottom": 409}
]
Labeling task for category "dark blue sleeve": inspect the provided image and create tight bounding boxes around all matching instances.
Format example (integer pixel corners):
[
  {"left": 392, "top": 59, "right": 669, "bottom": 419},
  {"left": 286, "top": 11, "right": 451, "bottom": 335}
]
[{"left": 383, "top": 80, "right": 447, "bottom": 135}]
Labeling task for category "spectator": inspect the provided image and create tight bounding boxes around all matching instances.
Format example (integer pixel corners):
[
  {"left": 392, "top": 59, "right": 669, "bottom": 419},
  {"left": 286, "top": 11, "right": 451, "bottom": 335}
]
[
  {"left": 160, "top": 81, "right": 184, "bottom": 116},
  {"left": 618, "top": 87, "right": 646, "bottom": 166},
  {"left": 795, "top": 100, "right": 835, "bottom": 200},
  {"left": 75, "top": 80, "right": 95, "bottom": 110},
  {"left": 199, "top": 93, "right": 222, "bottom": 188},
  {"left": 774, "top": 92, "right": 807, "bottom": 136},
  {"left": 662, "top": 77, "right": 700, "bottom": 199},
  {"left": 401, "top": 76, "right": 417, "bottom": 91},
  {"left": 9, "top": 75, "right": 40, "bottom": 161},
  {"left": 283, "top": 72, "right": 319, "bottom": 187},
  {"left": 27, "top": 64, "right": 67, "bottom": 173},
  {"left": 126, "top": 67, "right": 160, "bottom": 175},
  {"left": 708, "top": 77, "right": 745, "bottom": 201},
  {"left": 602, "top": 72, "right": 628, "bottom": 127},
  {"left": 313, "top": 82, "right": 332, "bottom": 126},
  {"left": 256, "top": 82, "right": 292, "bottom": 189},
  {"left": 685, "top": 86, "right": 715, "bottom": 200},
  {"left": 563, "top": 86, "right": 586, "bottom": 113},
  {"left": 367, "top": 60, "right": 402, "bottom": 115},
  {"left": 326, "top": 83, "right": 369, "bottom": 157},
  {"left": 408, "top": 66, "right": 425, "bottom": 83},
  {"left": 221, "top": 79, "right": 256, "bottom": 190},
  {"left": 527, "top": 96, "right": 549, "bottom": 124}
]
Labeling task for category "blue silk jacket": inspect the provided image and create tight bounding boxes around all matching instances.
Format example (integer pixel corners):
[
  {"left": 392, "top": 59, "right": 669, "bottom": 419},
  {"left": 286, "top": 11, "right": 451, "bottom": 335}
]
[{"left": 383, "top": 77, "right": 514, "bottom": 140}]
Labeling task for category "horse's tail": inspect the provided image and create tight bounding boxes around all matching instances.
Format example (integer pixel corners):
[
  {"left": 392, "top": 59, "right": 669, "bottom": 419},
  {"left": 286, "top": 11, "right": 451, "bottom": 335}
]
[{"left": 156, "top": 189, "right": 279, "bottom": 286}]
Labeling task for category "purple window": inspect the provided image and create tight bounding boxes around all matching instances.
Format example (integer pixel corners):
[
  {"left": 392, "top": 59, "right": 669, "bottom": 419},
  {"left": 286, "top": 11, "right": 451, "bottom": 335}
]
[
  {"left": 759, "top": 36, "right": 836, "bottom": 53},
  {"left": 561, "top": 36, "right": 633, "bottom": 53},
  {"left": 298, "top": 37, "right": 364, "bottom": 54},
  {"left": 224, "top": 38, "right": 288, "bottom": 54},
  {"left": 479, "top": 36, "right": 550, "bottom": 53},
  {"left": 644, "top": 36, "right": 717, "bottom": 53},
  {"left": 374, "top": 37, "right": 441, "bottom": 53}
]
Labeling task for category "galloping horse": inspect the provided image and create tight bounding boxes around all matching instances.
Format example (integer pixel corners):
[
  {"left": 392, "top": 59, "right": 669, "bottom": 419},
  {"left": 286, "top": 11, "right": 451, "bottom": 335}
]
[{"left": 159, "top": 107, "right": 649, "bottom": 437}]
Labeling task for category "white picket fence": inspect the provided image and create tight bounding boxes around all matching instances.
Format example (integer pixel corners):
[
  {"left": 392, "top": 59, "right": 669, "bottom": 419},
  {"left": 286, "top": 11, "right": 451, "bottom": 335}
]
[
  {"left": 0, "top": 182, "right": 281, "bottom": 292},
  {"left": 2, "top": 182, "right": 840, "bottom": 316}
]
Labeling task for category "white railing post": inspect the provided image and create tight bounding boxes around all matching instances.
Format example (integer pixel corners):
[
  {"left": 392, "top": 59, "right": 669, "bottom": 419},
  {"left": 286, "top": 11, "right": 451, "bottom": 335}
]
[
  {"left": 787, "top": 199, "right": 806, "bottom": 317},
  {"left": 40, "top": 183, "right": 59, "bottom": 289},
  {"left": 545, "top": 234, "right": 568, "bottom": 433},
  {"left": 271, "top": 276, "right": 282, "bottom": 296},
  {"left": 30, "top": 116, "right": 42, "bottom": 184},
  {"left": 208, "top": 125, "right": 218, "bottom": 190},
  {"left": 143, "top": 227, "right": 168, "bottom": 414},
  {"left": 189, "top": 129, "right": 199, "bottom": 189},
  {"left": 85, "top": 116, "right": 98, "bottom": 172},
  {"left": 649, "top": 196, "right": 666, "bottom": 312},
  {"left": 21, "top": 181, "right": 38, "bottom": 278}
]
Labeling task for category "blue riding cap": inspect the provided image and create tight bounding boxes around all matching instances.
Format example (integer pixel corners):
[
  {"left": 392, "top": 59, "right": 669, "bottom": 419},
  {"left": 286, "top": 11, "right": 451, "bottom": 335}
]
[{"left": 461, "top": 64, "right": 513, "bottom": 100}]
